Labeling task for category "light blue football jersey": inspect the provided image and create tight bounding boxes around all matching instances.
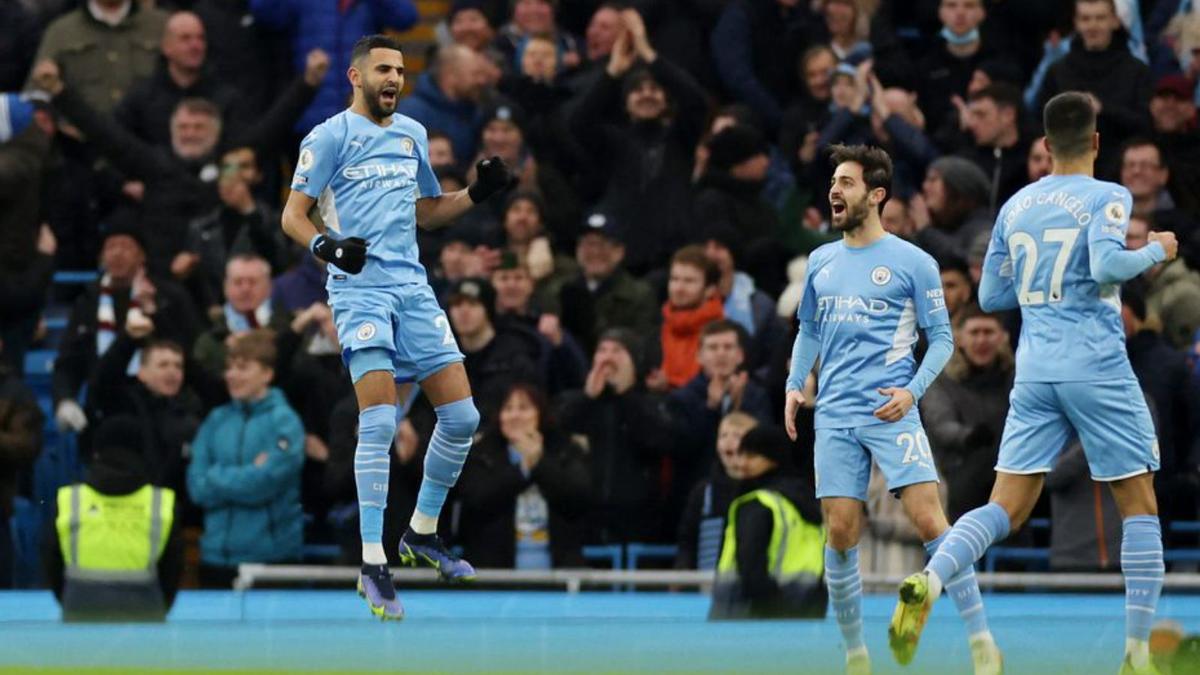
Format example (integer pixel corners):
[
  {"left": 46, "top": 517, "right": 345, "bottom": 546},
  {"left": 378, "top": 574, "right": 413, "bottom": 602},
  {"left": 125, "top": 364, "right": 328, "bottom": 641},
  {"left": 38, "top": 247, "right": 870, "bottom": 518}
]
[
  {"left": 981, "top": 174, "right": 1164, "bottom": 383},
  {"left": 798, "top": 234, "right": 950, "bottom": 429},
  {"left": 291, "top": 110, "right": 441, "bottom": 290}
]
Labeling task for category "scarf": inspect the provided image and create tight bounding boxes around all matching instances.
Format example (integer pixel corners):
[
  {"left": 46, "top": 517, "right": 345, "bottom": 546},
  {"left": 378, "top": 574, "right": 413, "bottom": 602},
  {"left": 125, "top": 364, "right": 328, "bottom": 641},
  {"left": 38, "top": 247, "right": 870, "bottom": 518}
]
[
  {"left": 660, "top": 295, "right": 724, "bottom": 388},
  {"left": 96, "top": 274, "right": 142, "bottom": 375},
  {"left": 223, "top": 301, "right": 272, "bottom": 333}
]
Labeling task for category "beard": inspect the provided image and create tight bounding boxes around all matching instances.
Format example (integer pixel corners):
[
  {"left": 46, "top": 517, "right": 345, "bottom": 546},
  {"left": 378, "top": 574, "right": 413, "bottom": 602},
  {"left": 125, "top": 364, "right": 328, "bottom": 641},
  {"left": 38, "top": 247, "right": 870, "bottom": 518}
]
[
  {"left": 831, "top": 195, "right": 871, "bottom": 233},
  {"left": 362, "top": 81, "right": 398, "bottom": 119}
]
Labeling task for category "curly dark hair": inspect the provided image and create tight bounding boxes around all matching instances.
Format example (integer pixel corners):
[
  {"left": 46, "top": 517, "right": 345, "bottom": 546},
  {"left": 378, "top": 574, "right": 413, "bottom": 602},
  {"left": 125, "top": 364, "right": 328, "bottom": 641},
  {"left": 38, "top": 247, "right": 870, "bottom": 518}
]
[{"left": 828, "top": 143, "right": 893, "bottom": 199}]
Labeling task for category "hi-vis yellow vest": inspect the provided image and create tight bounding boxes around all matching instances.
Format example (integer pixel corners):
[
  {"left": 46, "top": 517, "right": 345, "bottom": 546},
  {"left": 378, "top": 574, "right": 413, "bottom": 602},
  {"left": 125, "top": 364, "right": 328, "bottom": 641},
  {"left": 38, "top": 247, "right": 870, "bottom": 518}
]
[
  {"left": 55, "top": 484, "right": 173, "bottom": 621},
  {"left": 710, "top": 489, "right": 826, "bottom": 619},
  {"left": 717, "top": 489, "right": 825, "bottom": 581}
]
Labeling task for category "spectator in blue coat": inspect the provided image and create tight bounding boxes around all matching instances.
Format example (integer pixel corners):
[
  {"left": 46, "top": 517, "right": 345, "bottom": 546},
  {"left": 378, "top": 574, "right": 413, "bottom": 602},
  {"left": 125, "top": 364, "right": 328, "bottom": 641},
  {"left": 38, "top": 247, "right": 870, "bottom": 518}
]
[
  {"left": 249, "top": 0, "right": 419, "bottom": 136},
  {"left": 397, "top": 44, "right": 488, "bottom": 162},
  {"left": 187, "top": 329, "right": 305, "bottom": 588}
]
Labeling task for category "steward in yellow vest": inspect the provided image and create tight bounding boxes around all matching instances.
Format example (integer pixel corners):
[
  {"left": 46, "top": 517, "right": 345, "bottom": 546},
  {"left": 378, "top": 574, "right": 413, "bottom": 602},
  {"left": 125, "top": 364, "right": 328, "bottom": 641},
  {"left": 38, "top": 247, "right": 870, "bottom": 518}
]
[
  {"left": 44, "top": 416, "right": 182, "bottom": 622},
  {"left": 710, "top": 425, "right": 827, "bottom": 620}
]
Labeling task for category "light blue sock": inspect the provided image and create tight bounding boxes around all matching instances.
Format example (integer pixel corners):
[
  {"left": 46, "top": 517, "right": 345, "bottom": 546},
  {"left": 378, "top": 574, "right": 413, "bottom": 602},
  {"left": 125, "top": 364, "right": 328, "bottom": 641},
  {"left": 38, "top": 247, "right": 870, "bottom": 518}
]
[
  {"left": 415, "top": 398, "right": 479, "bottom": 518},
  {"left": 1122, "top": 515, "right": 1164, "bottom": 642},
  {"left": 824, "top": 545, "right": 865, "bottom": 651},
  {"left": 926, "top": 532, "right": 989, "bottom": 637},
  {"left": 927, "top": 503, "right": 1010, "bottom": 587},
  {"left": 356, "top": 404, "right": 397, "bottom": 544}
]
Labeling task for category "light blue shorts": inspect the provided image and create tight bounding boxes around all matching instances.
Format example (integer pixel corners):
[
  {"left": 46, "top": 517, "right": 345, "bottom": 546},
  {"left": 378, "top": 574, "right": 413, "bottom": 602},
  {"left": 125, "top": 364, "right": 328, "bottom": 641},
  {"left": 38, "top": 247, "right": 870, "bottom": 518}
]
[
  {"left": 329, "top": 283, "right": 463, "bottom": 384},
  {"left": 996, "top": 380, "right": 1159, "bottom": 481},
  {"left": 814, "top": 416, "right": 940, "bottom": 501}
]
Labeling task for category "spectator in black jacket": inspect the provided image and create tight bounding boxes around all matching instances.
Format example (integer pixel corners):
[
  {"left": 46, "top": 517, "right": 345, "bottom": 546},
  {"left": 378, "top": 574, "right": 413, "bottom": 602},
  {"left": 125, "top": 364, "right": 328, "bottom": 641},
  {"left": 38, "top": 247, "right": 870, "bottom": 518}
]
[
  {"left": 0, "top": 99, "right": 57, "bottom": 375},
  {"left": 1034, "top": 0, "right": 1152, "bottom": 178},
  {"left": 567, "top": 9, "right": 708, "bottom": 276},
  {"left": 53, "top": 224, "right": 199, "bottom": 438},
  {"left": 556, "top": 328, "right": 673, "bottom": 544},
  {"left": 693, "top": 124, "right": 777, "bottom": 246},
  {"left": 959, "top": 83, "right": 1031, "bottom": 211},
  {"left": 172, "top": 146, "right": 292, "bottom": 312},
  {"left": 447, "top": 277, "right": 544, "bottom": 423},
  {"left": 456, "top": 383, "right": 591, "bottom": 568},
  {"left": 87, "top": 329, "right": 207, "bottom": 498},
  {"left": 911, "top": 155, "right": 993, "bottom": 264},
  {"left": 675, "top": 411, "right": 755, "bottom": 571},
  {"left": 113, "top": 11, "right": 252, "bottom": 148},
  {"left": 491, "top": 257, "right": 589, "bottom": 395},
  {"left": 1122, "top": 284, "right": 1200, "bottom": 524},
  {"left": 709, "top": 0, "right": 812, "bottom": 134},
  {"left": 191, "top": 254, "right": 293, "bottom": 380},
  {"left": 31, "top": 55, "right": 323, "bottom": 274},
  {"left": 191, "top": 0, "right": 290, "bottom": 117},
  {"left": 921, "top": 304, "right": 1013, "bottom": 521},
  {"left": 1150, "top": 75, "right": 1200, "bottom": 219},
  {"left": 917, "top": 0, "right": 1006, "bottom": 138},
  {"left": 0, "top": 354, "right": 43, "bottom": 588}
]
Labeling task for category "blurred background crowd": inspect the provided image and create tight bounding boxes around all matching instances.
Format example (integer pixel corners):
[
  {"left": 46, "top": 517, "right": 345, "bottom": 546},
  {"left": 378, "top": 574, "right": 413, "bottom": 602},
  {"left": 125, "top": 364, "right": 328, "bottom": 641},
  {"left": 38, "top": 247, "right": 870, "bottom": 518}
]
[{"left": 3, "top": 0, "right": 1200, "bottom": 588}]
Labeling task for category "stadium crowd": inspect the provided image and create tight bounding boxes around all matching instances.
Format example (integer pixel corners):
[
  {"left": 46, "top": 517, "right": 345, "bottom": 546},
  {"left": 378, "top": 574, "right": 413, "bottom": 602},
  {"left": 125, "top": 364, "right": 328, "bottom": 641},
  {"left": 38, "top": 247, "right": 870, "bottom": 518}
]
[{"left": 2, "top": 0, "right": 1200, "bottom": 589}]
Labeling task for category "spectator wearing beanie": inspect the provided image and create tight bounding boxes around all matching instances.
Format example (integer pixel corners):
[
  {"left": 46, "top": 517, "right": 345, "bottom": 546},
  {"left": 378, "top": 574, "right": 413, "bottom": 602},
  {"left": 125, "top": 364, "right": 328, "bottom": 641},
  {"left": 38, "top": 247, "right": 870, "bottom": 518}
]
[
  {"left": 43, "top": 415, "right": 183, "bottom": 621},
  {"left": 709, "top": 424, "right": 825, "bottom": 620},
  {"left": 693, "top": 124, "right": 779, "bottom": 245},
  {"left": 446, "top": 277, "right": 545, "bottom": 423},
  {"left": 912, "top": 156, "right": 994, "bottom": 264},
  {"left": 567, "top": 15, "right": 709, "bottom": 277},
  {"left": 555, "top": 328, "right": 674, "bottom": 545}
]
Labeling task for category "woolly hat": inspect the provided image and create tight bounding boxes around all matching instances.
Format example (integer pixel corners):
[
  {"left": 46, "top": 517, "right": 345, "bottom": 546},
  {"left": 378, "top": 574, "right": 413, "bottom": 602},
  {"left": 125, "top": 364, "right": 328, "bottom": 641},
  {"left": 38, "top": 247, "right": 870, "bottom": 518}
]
[
  {"left": 930, "top": 156, "right": 991, "bottom": 206},
  {"left": 707, "top": 124, "right": 768, "bottom": 171}
]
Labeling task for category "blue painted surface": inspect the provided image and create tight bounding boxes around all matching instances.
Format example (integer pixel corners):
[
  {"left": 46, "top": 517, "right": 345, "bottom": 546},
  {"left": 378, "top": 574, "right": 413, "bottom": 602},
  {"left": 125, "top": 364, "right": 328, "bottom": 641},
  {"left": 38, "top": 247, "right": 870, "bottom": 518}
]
[{"left": 1, "top": 591, "right": 1198, "bottom": 673}]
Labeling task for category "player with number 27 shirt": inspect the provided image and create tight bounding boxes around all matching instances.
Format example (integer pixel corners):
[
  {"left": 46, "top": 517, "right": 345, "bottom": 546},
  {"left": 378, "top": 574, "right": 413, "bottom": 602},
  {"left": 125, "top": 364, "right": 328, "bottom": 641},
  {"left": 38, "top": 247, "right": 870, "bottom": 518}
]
[{"left": 890, "top": 92, "right": 1179, "bottom": 675}]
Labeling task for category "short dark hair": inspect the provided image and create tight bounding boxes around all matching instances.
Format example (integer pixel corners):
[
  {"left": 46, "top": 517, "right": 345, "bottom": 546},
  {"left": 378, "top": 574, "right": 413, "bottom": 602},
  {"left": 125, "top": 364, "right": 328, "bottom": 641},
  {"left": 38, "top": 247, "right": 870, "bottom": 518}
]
[
  {"left": 1119, "top": 137, "right": 1163, "bottom": 166},
  {"left": 829, "top": 143, "right": 893, "bottom": 199},
  {"left": 1122, "top": 278, "right": 1148, "bottom": 321},
  {"left": 143, "top": 339, "right": 184, "bottom": 360},
  {"left": 1043, "top": 92, "right": 1096, "bottom": 160},
  {"left": 352, "top": 34, "right": 403, "bottom": 64},
  {"left": 970, "top": 83, "right": 1023, "bottom": 113},
  {"left": 700, "top": 319, "right": 747, "bottom": 350},
  {"left": 955, "top": 303, "right": 1003, "bottom": 329},
  {"left": 671, "top": 245, "right": 720, "bottom": 287},
  {"left": 1076, "top": 0, "right": 1117, "bottom": 13}
]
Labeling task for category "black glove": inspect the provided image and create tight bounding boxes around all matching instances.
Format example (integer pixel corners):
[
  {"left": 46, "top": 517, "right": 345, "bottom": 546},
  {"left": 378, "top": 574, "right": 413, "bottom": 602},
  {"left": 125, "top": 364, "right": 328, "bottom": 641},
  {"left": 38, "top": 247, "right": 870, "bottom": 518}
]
[
  {"left": 467, "top": 155, "right": 515, "bottom": 203},
  {"left": 311, "top": 233, "right": 368, "bottom": 274}
]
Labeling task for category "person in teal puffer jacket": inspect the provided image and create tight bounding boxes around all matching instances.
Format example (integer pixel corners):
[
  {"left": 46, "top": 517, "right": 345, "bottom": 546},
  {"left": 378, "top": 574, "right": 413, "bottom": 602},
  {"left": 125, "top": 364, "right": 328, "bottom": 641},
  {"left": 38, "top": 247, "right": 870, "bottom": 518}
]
[{"left": 187, "top": 329, "right": 305, "bottom": 588}]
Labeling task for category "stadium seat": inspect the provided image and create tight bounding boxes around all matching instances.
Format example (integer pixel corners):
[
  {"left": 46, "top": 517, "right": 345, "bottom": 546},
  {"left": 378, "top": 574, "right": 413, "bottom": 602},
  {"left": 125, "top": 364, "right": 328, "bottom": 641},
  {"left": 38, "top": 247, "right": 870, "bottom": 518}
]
[
  {"left": 625, "top": 544, "right": 678, "bottom": 570},
  {"left": 582, "top": 545, "right": 622, "bottom": 570}
]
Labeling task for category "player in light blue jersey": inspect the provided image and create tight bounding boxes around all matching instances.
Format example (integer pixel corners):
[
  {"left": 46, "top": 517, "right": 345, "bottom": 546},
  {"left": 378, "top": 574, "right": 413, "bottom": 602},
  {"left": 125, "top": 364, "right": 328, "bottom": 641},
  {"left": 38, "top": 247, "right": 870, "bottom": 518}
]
[
  {"left": 891, "top": 93, "right": 1179, "bottom": 675},
  {"left": 281, "top": 35, "right": 514, "bottom": 621},
  {"left": 785, "top": 145, "right": 1001, "bottom": 675}
]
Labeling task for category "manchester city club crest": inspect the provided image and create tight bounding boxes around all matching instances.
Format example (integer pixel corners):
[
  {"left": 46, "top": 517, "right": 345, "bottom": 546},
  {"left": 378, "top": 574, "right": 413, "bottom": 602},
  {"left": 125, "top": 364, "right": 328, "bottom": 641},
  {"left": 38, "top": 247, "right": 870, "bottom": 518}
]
[
  {"left": 400, "top": 137, "right": 414, "bottom": 155},
  {"left": 357, "top": 322, "right": 376, "bottom": 341},
  {"left": 871, "top": 266, "right": 892, "bottom": 286}
]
